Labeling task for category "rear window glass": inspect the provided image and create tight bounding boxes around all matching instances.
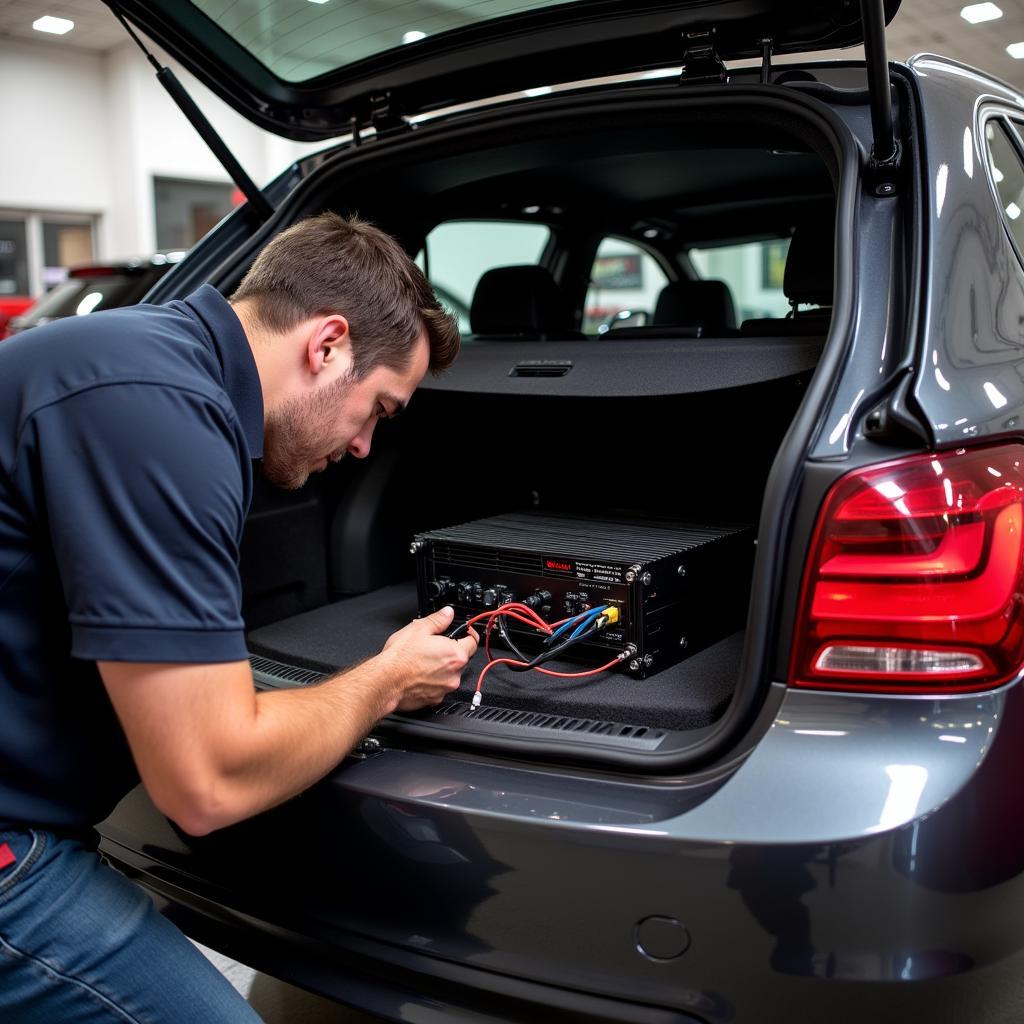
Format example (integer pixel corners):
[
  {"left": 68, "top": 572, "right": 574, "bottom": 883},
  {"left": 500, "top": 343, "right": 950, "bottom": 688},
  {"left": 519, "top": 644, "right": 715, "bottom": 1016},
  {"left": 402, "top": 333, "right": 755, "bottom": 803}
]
[
  {"left": 689, "top": 239, "right": 791, "bottom": 322},
  {"left": 418, "top": 221, "right": 551, "bottom": 334},
  {"left": 192, "top": 0, "right": 581, "bottom": 83},
  {"left": 985, "top": 120, "right": 1024, "bottom": 259}
]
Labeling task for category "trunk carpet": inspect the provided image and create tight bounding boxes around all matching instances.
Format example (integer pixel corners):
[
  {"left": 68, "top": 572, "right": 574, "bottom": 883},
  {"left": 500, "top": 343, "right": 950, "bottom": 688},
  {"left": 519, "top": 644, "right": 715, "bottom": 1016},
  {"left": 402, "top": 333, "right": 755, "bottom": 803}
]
[{"left": 246, "top": 582, "right": 741, "bottom": 731}]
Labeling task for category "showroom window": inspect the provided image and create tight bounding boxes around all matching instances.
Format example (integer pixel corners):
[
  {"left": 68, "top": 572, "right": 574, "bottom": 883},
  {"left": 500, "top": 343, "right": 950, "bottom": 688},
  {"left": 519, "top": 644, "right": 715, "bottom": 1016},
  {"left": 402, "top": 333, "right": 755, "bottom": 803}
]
[
  {"left": 417, "top": 220, "right": 552, "bottom": 333},
  {"left": 0, "top": 220, "right": 29, "bottom": 297},
  {"left": 0, "top": 212, "right": 95, "bottom": 297},
  {"left": 154, "top": 177, "right": 238, "bottom": 250}
]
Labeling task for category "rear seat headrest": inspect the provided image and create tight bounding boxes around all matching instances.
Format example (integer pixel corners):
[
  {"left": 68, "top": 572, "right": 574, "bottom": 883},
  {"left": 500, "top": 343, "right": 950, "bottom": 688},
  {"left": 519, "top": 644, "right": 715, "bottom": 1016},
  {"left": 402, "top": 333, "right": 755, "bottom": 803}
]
[
  {"left": 470, "top": 265, "right": 573, "bottom": 337},
  {"left": 652, "top": 279, "right": 737, "bottom": 332},
  {"left": 784, "top": 222, "right": 835, "bottom": 307}
]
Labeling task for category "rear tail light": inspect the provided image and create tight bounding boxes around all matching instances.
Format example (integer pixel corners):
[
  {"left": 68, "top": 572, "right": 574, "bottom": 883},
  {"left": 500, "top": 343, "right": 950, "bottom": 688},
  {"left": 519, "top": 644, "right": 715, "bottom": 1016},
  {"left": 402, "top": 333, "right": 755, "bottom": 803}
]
[{"left": 790, "top": 445, "right": 1024, "bottom": 693}]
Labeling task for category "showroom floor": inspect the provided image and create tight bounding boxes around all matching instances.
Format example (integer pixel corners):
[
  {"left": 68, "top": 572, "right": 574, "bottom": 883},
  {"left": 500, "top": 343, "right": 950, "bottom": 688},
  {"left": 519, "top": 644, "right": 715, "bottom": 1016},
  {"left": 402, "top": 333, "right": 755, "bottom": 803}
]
[{"left": 198, "top": 943, "right": 383, "bottom": 1023}]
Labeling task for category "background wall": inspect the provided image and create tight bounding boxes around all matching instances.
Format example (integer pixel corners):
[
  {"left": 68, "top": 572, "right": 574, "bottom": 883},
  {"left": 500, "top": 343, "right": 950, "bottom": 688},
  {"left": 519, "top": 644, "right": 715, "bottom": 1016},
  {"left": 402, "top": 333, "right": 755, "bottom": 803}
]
[{"left": 0, "top": 32, "right": 333, "bottom": 294}]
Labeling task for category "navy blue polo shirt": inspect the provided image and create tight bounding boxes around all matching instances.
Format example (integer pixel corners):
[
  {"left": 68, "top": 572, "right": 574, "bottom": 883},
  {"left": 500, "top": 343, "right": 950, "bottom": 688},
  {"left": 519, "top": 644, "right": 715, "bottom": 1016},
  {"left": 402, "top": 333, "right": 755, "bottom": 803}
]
[{"left": 0, "top": 285, "right": 263, "bottom": 829}]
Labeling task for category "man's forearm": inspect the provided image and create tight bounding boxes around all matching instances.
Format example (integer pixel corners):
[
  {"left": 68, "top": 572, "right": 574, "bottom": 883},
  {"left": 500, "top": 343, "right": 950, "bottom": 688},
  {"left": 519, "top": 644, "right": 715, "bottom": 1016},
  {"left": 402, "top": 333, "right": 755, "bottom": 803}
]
[
  {"left": 196, "top": 653, "right": 402, "bottom": 833},
  {"left": 100, "top": 607, "right": 472, "bottom": 837}
]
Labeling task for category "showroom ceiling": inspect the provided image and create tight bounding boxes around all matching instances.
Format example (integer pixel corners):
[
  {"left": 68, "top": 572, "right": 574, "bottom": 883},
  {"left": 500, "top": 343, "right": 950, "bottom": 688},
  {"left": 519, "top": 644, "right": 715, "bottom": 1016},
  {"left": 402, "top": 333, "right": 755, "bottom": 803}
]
[
  {"left": 3, "top": 0, "right": 1024, "bottom": 91},
  {"left": 0, "top": 0, "right": 126, "bottom": 51}
]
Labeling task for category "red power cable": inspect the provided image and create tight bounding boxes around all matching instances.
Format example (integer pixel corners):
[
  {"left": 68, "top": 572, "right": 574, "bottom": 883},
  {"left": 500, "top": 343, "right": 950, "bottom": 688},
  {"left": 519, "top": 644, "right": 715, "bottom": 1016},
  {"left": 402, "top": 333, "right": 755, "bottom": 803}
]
[{"left": 457, "top": 602, "right": 625, "bottom": 707}]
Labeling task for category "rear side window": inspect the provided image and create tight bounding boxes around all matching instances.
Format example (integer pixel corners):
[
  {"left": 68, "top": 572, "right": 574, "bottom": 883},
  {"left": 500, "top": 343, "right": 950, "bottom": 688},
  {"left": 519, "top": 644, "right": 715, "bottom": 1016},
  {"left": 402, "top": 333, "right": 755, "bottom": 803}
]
[
  {"left": 418, "top": 221, "right": 551, "bottom": 334},
  {"left": 688, "top": 239, "right": 791, "bottom": 321},
  {"left": 985, "top": 120, "right": 1024, "bottom": 259},
  {"left": 583, "top": 237, "right": 668, "bottom": 334}
]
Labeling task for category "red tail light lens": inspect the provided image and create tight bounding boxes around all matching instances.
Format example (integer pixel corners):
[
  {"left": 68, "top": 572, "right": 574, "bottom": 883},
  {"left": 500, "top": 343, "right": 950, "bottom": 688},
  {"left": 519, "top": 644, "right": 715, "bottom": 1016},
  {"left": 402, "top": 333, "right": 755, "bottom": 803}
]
[{"left": 790, "top": 445, "right": 1024, "bottom": 693}]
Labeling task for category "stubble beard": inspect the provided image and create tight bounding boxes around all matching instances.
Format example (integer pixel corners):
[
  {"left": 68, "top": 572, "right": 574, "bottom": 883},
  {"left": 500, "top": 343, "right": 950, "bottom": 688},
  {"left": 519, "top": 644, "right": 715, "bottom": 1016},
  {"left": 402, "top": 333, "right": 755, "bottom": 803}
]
[{"left": 261, "top": 372, "right": 354, "bottom": 490}]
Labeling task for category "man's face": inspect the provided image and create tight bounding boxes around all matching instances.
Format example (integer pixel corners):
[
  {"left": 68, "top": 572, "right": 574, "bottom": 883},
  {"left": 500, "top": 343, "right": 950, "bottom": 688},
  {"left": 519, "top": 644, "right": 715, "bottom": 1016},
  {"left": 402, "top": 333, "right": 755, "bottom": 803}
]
[{"left": 262, "top": 332, "right": 429, "bottom": 490}]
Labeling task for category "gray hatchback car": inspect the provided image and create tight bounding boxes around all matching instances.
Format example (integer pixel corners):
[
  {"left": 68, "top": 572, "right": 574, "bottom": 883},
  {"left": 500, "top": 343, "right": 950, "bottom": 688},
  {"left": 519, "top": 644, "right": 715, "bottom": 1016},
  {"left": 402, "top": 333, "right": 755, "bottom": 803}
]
[{"left": 95, "top": 1, "right": 1024, "bottom": 1021}]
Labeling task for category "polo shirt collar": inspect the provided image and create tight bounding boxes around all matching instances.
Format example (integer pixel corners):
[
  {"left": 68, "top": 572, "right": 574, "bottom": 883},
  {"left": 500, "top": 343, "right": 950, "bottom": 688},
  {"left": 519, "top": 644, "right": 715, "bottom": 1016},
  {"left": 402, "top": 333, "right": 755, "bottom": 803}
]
[{"left": 181, "top": 284, "right": 264, "bottom": 459}]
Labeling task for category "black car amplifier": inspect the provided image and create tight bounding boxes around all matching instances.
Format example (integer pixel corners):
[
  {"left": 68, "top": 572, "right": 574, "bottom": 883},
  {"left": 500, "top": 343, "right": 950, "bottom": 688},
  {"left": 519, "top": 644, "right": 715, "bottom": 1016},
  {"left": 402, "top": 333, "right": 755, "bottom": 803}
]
[{"left": 413, "top": 512, "right": 754, "bottom": 678}]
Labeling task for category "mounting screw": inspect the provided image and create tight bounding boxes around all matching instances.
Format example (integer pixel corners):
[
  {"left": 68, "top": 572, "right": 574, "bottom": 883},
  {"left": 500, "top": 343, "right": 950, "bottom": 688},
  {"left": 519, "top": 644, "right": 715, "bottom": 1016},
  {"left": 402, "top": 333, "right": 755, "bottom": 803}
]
[
  {"left": 643, "top": 655, "right": 654, "bottom": 668},
  {"left": 677, "top": 565, "right": 687, "bottom": 578},
  {"left": 625, "top": 564, "right": 642, "bottom": 583},
  {"left": 640, "top": 572, "right": 653, "bottom": 586},
  {"left": 875, "top": 182, "right": 895, "bottom": 196},
  {"left": 679, "top": 636, "right": 689, "bottom": 649}
]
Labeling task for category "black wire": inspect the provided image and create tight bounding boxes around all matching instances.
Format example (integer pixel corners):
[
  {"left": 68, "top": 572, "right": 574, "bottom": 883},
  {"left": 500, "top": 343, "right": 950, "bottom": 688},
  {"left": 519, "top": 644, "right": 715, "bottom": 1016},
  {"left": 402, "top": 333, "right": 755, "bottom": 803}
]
[
  {"left": 450, "top": 610, "right": 603, "bottom": 670},
  {"left": 505, "top": 620, "right": 602, "bottom": 672},
  {"left": 496, "top": 615, "right": 530, "bottom": 661}
]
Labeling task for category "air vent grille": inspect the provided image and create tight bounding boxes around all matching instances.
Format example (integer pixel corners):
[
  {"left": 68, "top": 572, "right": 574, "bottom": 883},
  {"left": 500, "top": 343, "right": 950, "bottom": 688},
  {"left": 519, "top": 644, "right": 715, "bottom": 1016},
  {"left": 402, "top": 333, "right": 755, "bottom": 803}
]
[
  {"left": 509, "top": 362, "right": 572, "bottom": 378},
  {"left": 436, "top": 701, "right": 665, "bottom": 746},
  {"left": 432, "top": 543, "right": 542, "bottom": 575},
  {"left": 249, "top": 654, "right": 325, "bottom": 687}
]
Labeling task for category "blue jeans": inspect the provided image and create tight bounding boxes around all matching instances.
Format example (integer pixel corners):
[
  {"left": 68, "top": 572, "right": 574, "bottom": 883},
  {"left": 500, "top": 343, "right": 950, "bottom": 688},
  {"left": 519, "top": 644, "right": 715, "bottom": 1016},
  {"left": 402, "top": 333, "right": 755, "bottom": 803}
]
[{"left": 0, "top": 827, "right": 263, "bottom": 1023}]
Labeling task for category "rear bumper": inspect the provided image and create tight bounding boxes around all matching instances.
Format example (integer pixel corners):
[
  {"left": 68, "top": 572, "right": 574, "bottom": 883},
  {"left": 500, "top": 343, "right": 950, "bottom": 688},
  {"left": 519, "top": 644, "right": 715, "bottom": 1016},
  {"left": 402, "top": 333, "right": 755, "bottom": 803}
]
[{"left": 99, "top": 682, "right": 1024, "bottom": 1023}]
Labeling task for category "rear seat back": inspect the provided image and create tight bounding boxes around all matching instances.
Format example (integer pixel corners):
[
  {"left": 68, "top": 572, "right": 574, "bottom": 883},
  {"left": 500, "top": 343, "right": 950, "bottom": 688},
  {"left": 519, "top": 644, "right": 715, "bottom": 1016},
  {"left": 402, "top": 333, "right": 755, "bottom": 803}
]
[
  {"left": 652, "top": 279, "right": 737, "bottom": 332},
  {"left": 607, "top": 278, "right": 738, "bottom": 339},
  {"left": 469, "top": 265, "right": 582, "bottom": 340},
  {"left": 741, "top": 223, "right": 834, "bottom": 336}
]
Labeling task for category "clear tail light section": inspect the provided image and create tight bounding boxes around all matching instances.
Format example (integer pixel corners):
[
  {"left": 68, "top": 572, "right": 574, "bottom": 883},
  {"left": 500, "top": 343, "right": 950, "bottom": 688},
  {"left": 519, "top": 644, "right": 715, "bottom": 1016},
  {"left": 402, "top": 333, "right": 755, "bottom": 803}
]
[{"left": 790, "top": 445, "right": 1024, "bottom": 693}]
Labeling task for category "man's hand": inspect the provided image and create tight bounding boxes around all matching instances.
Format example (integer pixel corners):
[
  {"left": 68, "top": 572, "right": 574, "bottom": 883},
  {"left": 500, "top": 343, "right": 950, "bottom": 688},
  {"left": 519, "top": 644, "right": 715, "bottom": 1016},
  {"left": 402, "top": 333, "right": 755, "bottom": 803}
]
[{"left": 380, "top": 606, "right": 479, "bottom": 712}]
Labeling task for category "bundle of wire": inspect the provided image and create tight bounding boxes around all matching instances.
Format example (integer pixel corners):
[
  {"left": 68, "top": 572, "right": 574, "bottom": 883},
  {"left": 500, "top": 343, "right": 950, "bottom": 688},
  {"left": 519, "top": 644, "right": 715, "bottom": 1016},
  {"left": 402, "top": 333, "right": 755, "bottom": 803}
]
[{"left": 448, "top": 601, "right": 627, "bottom": 708}]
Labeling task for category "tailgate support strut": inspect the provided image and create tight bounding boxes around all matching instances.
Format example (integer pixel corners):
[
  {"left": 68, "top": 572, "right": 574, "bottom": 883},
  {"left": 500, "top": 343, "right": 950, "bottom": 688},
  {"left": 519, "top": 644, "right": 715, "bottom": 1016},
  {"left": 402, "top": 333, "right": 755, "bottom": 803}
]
[
  {"left": 859, "top": 0, "right": 900, "bottom": 172},
  {"left": 111, "top": 7, "right": 275, "bottom": 225}
]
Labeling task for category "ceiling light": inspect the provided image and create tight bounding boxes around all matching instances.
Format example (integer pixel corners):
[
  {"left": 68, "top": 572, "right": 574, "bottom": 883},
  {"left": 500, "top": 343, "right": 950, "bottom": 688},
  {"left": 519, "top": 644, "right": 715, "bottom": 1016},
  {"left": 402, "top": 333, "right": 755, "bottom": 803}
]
[
  {"left": 1008, "top": 41, "right": 1024, "bottom": 58},
  {"left": 402, "top": 30, "right": 426, "bottom": 43},
  {"left": 32, "top": 15, "right": 74, "bottom": 35},
  {"left": 960, "top": 3, "right": 1002, "bottom": 24}
]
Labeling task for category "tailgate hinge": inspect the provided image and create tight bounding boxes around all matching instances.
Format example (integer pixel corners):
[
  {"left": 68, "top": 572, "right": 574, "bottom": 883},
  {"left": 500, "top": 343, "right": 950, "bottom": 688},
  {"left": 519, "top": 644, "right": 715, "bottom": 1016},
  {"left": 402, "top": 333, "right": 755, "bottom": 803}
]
[
  {"left": 679, "top": 29, "right": 729, "bottom": 85},
  {"left": 352, "top": 91, "right": 408, "bottom": 145}
]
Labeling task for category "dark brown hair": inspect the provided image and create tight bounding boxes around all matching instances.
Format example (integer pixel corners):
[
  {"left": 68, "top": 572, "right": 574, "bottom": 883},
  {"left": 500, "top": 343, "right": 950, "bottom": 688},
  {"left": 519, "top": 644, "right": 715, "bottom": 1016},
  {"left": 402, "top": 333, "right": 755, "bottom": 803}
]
[{"left": 230, "top": 212, "right": 459, "bottom": 378}]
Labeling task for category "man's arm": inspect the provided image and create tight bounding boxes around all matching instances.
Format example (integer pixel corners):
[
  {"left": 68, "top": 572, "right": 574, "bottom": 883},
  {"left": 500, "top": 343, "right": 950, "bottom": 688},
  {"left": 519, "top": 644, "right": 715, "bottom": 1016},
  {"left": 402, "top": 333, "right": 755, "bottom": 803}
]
[{"left": 99, "top": 606, "right": 477, "bottom": 836}]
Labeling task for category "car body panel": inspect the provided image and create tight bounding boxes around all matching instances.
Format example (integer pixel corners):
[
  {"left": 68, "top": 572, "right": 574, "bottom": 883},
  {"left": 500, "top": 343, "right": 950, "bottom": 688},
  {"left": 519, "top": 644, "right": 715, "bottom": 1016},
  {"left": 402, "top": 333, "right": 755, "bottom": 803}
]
[{"left": 100, "top": 680, "right": 1024, "bottom": 1021}]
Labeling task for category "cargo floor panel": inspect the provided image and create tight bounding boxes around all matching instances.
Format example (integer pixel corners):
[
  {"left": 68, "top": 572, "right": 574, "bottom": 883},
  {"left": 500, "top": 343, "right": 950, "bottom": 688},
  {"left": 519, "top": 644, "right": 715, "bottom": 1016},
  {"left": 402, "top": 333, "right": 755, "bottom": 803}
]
[{"left": 246, "top": 582, "right": 742, "bottom": 731}]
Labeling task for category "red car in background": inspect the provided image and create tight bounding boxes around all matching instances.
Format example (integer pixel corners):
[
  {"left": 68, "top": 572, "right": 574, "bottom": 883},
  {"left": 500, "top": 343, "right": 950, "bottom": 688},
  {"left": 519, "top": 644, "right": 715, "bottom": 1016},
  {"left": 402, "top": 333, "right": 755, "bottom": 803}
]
[{"left": 0, "top": 297, "right": 32, "bottom": 340}]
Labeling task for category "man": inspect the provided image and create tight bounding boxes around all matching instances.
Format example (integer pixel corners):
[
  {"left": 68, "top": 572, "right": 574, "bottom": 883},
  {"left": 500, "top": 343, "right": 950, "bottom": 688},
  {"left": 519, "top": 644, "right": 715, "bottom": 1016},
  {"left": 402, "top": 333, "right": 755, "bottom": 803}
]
[{"left": 0, "top": 213, "right": 479, "bottom": 1022}]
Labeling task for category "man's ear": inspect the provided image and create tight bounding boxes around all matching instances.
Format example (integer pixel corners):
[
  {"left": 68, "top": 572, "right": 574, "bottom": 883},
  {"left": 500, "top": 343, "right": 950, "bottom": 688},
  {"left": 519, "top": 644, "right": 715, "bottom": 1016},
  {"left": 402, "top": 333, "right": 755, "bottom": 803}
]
[{"left": 306, "top": 315, "right": 351, "bottom": 376}]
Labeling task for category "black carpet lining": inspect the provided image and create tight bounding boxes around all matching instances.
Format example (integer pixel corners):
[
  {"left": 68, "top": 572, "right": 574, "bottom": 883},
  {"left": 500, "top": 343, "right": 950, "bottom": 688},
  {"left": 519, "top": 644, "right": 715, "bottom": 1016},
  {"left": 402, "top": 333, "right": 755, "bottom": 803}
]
[{"left": 246, "top": 582, "right": 741, "bottom": 731}]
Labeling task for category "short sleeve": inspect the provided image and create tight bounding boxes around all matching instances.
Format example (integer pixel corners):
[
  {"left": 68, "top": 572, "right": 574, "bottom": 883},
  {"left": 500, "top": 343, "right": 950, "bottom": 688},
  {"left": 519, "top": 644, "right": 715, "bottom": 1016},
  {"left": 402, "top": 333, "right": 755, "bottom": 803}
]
[{"left": 17, "top": 383, "right": 250, "bottom": 663}]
